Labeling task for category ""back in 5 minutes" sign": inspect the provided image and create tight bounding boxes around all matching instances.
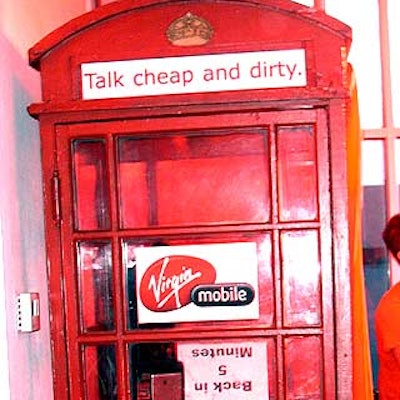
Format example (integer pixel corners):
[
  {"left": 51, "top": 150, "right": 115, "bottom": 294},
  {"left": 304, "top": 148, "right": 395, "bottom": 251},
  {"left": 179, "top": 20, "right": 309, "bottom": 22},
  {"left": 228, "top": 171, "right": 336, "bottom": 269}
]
[
  {"left": 81, "top": 49, "right": 307, "bottom": 100},
  {"left": 177, "top": 339, "right": 269, "bottom": 400}
]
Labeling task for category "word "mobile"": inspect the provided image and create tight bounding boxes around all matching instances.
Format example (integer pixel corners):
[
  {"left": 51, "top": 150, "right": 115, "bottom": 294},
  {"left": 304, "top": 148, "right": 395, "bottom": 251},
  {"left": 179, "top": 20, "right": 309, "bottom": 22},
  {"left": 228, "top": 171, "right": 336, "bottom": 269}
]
[{"left": 191, "top": 283, "right": 255, "bottom": 307}]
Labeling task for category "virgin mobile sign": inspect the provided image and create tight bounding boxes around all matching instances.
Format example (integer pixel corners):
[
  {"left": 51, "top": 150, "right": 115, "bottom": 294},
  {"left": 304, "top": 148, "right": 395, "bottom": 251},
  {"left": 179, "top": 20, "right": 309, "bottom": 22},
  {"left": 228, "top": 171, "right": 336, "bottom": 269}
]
[
  {"left": 135, "top": 242, "right": 259, "bottom": 324},
  {"left": 81, "top": 49, "right": 306, "bottom": 100}
]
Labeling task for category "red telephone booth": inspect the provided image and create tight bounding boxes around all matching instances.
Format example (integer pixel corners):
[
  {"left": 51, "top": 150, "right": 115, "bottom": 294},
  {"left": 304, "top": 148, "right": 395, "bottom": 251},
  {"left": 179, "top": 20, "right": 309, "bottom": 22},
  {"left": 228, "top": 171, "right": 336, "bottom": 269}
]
[{"left": 29, "top": 0, "right": 356, "bottom": 399}]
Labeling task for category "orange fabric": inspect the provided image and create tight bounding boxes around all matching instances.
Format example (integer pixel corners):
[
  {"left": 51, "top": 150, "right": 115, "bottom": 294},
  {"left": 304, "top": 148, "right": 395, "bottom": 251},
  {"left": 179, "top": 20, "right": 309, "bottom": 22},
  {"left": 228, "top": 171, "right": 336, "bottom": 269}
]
[{"left": 347, "top": 64, "right": 374, "bottom": 399}]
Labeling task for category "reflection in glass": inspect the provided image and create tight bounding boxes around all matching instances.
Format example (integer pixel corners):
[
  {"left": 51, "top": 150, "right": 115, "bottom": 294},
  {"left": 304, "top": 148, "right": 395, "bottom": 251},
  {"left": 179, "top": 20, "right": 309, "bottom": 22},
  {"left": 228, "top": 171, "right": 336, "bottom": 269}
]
[
  {"left": 72, "top": 139, "right": 110, "bottom": 231},
  {"left": 284, "top": 336, "right": 322, "bottom": 398},
  {"left": 129, "top": 343, "right": 183, "bottom": 400},
  {"left": 280, "top": 230, "right": 321, "bottom": 327},
  {"left": 277, "top": 124, "right": 318, "bottom": 221},
  {"left": 118, "top": 129, "right": 270, "bottom": 228},
  {"left": 122, "top": 239, "right": 170, "bottom": 330},
  {"left": 123, "top": 240, "right": 141, "bottom": 330},
  {"left": 362, "top": 140, "right": 389, "bottom": 390},
  {"left": 267, "top": 338, "right": 277, "bottom": 399},
  {"left": 83, "top": 344, "right": 117, "bottom": 400},
  {"left": 77, "top": 241, "right": 114, "bottom": 332}
]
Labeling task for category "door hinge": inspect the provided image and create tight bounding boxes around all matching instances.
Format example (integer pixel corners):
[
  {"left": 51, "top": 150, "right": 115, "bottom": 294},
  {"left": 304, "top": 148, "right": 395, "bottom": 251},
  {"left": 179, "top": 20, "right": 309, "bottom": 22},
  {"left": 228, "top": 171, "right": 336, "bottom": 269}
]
[{"left": 51, "top": 170, "right": 62, "bottom": 225}]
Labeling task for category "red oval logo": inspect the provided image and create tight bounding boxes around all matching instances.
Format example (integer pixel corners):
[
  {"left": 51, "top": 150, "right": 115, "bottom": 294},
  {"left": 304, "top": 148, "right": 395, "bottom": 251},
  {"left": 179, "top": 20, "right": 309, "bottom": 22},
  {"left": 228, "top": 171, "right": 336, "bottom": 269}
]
[{"left": 139, "top": 255, "right": 216, "bottom": 312}]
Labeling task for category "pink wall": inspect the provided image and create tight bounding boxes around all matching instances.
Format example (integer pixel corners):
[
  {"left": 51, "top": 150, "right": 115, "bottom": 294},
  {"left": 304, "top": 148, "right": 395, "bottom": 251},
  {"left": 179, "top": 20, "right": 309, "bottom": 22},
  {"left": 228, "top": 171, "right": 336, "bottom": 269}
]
[
  {"left": 0, "top": 1, "right": 93, "bottom": 399},
  {"left": 0, "top": 30, "right": 52, "bottom": 400},
  {"left": 0, "top": 0, "right": 88, "bottom": 57}
]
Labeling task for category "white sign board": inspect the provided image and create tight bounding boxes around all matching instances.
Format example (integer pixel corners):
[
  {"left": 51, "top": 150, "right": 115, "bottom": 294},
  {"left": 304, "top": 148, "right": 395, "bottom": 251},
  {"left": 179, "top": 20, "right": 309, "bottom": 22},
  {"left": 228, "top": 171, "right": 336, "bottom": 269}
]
[
  {"left": 177, "top": 339, "right": 269, "bottom": 399},
  {"left": 81, "top": 49, "right": 307, "bottom": 99},
  {"left": 135, "top": 242, "right": 259, "bottom": 324}
]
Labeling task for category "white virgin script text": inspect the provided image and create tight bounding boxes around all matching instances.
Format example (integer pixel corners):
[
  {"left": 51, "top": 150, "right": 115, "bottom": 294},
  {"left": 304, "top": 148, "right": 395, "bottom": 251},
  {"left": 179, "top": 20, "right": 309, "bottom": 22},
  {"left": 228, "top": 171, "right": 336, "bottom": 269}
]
[{"left": 148, "top": 257, "right": 202, "bottom": 309}]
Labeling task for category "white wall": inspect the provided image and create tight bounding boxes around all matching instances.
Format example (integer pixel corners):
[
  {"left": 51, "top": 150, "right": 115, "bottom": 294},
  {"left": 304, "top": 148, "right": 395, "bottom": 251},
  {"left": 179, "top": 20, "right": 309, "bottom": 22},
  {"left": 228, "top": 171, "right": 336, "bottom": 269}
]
[
  {"left": 0, "top": 30, "right": 47, "bottom": 400},
  {"left": 0, "top": 1, "right": 89, "bottom": 399}
]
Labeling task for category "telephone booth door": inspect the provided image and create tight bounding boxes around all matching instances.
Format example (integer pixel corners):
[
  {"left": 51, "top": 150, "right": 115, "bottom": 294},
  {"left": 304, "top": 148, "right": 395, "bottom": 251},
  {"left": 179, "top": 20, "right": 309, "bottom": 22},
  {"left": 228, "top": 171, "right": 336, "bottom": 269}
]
[
  {"left": 49, "top": 108, "right": 335, "bottom": 399},
  {"left": 28, "top": 0, "right": 354, "bottom": 398}
]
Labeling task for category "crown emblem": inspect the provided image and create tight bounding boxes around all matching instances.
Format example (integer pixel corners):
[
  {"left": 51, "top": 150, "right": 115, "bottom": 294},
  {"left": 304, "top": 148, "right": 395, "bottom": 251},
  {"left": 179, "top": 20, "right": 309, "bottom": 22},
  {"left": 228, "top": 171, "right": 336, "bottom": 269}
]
[{"left": 166, "top": 12, "right": 213, "bottom": 46}]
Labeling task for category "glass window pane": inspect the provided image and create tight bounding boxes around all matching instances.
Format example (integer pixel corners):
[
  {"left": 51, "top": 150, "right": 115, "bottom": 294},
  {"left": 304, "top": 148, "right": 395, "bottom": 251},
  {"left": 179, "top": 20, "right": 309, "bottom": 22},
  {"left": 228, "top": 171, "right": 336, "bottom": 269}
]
[
  {"left": 395, "top": 139, "right": 400, "bottom": 190},
  {"left": 130, "top": 339, "right": 273, "bottom": 399},
  {"left": 83, "top": 345, "right": 117, "bottom": 400},
  {"left": 280, "top": 230, "right": 321, "bottom": 327},
  {"left": 277, "top": 125, "right": 318, "bottom": 222},
  {"left": 389, "top": 0, "right": 400, "bottom": 128},
  {"left": 267, "top": 338, "right": 277, "bottom": 399},
  {"left": 176, "top": 339, "right": 269, "bottom": 399},
  {"left": 118, "top": 129, "right": 270, "bottom": 228},
  {"left": 129, "top": 343, "right": 183, "bottom": 400},
  {"left": 122, "top": 234, "right": 273, "bottom": 330},
  {"left": 284, "top": 336, "right": 322, "bottom": 398},
  {"left": 77, "top": 241, "right": 114, "bottom": 332},
  {"left": 361, "top": 140, "right": 389, "bottom": 390},
  {"left": 72, "top": 139, "right": 110, "bottom": 231}
]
